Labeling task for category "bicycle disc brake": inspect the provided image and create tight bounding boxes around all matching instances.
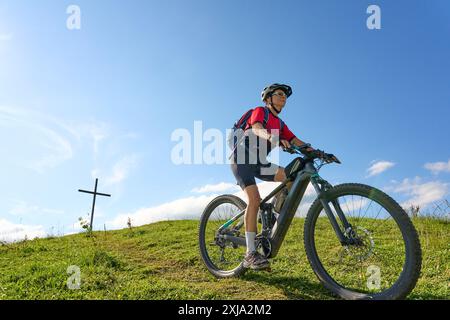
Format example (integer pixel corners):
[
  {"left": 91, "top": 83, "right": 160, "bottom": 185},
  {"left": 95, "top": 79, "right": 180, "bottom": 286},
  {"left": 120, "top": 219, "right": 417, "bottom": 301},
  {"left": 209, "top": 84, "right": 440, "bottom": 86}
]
[{"left": 341, "top": 226, "right": 375, "bottom": 262}]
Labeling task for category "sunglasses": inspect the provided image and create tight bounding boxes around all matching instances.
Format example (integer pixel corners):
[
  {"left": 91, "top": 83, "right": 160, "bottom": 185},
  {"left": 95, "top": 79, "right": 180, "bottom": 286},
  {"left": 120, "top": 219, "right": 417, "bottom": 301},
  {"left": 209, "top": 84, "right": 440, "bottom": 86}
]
[{"left": 272, "top": 91, "right": 287, "bottom": 98}]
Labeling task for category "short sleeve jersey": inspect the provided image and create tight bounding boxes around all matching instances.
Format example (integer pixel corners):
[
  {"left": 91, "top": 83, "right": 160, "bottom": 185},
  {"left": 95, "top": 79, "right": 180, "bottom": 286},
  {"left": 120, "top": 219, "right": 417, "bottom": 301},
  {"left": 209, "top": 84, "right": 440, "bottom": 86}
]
[{"left": 245, "top": 106, "right": 297, "bottom": 142}]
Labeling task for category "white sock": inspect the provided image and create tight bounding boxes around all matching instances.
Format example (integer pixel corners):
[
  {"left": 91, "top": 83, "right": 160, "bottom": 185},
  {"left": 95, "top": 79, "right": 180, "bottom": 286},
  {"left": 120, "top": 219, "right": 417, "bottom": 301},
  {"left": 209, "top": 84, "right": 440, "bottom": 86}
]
[{"left": 245, "top": 232, "right": 256, "bottom": 253}]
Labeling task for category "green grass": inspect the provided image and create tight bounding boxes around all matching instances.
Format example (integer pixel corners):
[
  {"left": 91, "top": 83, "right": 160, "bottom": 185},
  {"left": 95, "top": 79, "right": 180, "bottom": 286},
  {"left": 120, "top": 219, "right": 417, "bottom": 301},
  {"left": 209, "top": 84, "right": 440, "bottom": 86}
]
[{"left": 0, "top": 218, "right": 448, "bottom": 300}]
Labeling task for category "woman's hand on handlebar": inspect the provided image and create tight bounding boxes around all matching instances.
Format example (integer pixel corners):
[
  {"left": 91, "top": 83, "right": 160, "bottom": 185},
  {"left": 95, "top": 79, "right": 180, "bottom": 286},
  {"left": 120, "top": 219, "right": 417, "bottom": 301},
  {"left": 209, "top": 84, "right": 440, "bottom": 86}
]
[
  {"left": 282, "top": 144, "right": 342, "bottom": 164},
  {"left": 282, "top": 142, "right": 303, "bottom": 154},
  {"left": 310, "top": 149, "right": 342, "bottom": 164},
  {"left": 282, "top": 143, "right": 310, "bottom": 154},
  {"left": 280, "top": 139, "right": 291, "bottom": 149}
]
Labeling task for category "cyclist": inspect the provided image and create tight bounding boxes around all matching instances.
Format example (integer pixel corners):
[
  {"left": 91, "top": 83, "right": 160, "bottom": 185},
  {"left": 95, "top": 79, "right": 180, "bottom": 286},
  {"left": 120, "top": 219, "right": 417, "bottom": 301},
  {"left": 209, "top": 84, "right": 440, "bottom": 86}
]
[{"left": 230, "top": 83, "right": 318, "bottom": 270}]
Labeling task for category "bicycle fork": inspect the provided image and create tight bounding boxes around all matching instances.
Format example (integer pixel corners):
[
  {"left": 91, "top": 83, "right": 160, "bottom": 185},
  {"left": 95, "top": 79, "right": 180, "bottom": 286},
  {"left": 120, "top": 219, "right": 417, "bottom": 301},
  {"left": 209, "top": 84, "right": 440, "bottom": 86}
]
[{"left": 310, "top": 177, "right": 353, "bottom": 246}]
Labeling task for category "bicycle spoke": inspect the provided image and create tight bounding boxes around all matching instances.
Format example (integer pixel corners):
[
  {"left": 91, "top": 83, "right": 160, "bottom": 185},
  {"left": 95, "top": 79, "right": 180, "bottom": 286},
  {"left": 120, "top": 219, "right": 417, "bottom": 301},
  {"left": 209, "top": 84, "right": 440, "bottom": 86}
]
[{"left": 357, "top": 199, "right": 374, "bottom": 226}]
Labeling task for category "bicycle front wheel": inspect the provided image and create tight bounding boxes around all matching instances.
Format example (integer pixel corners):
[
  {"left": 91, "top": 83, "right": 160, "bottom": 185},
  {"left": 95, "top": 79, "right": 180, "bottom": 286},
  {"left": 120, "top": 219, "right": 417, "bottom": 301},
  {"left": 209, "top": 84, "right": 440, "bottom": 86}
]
[{"left": 304, "top": 183, "right": 422, "bottom": 300}]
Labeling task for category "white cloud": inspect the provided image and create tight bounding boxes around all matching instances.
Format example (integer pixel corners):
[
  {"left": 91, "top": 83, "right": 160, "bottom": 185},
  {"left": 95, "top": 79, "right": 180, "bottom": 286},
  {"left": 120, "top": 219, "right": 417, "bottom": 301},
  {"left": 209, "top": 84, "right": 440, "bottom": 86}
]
[
  {"left": 424, "top": 159, "right": 450, "bottom": 174},
  {"left": 108, "top": 194, "right": 218, "bottom": 229},
  {"left": 104, "top": 154, "right": 140, "bottom": 186},
  {"left": 76, "top": 122, "right": 109, "bottom": 159},
  {"left": 390, "top": 176, "right": 449, "bottom": 209},
  {"left": 0, "top": 106, "right": 139, "bottom": 180},
  {"left": 0, "top": 106, "right": 77, "bottom": 173},
  {"left": 9, "top": 200, "right": 64, "bottom": 216},
  {"left": 27, "top": 124, "right": 74, "bottom": 173},
  {"left": 0, "top": 219, "right": 46, "bottom": 243},
  {"left": 366, "top": 160, "right": 395, "bottom": 177},
  {"left": 108, "top": 181, "right": 318, "bottom": 229},
  {"left": 191, "top": 182, "right": 240, "bottom": 194}
]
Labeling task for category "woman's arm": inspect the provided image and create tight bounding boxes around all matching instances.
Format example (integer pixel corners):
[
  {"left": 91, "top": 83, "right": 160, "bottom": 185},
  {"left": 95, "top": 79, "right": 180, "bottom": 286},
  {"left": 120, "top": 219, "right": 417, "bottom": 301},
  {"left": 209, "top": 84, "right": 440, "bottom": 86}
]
[
  {"left": 250, "top": 122, "right": 272, "bottom": 141},
  {"left": 291, "top": 137, "right": 315, "bottom": 151},
  {"left": 250, "top": 123, "right": 315, "bottom": 151}
]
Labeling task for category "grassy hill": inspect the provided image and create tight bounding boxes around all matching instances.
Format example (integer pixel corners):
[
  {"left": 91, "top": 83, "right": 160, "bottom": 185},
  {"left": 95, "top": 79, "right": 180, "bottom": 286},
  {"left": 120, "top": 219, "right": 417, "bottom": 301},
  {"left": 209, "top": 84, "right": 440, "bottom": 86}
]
[{"left": 0, "top": 218, "right": 448, "bottom": 300}]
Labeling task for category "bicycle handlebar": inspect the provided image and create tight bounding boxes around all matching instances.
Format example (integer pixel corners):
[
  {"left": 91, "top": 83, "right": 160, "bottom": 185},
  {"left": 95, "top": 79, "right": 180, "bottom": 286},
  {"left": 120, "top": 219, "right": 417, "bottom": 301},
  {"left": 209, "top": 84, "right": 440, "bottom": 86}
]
[{"left": 282, "top": 144, "right": 341, "bottom": 164}]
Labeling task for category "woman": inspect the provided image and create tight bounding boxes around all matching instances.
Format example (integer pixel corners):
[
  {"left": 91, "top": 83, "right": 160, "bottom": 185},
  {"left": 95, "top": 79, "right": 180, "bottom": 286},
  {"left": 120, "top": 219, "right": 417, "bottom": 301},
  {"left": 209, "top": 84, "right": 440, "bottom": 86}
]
[{"left": 230, "top": 83, "right": 317, "bottom": 270}]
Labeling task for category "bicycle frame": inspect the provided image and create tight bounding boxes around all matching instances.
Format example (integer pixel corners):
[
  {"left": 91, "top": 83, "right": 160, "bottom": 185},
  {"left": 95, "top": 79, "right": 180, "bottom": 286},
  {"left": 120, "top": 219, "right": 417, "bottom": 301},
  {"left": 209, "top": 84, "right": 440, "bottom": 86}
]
[{"left": 219, "top": 159, "right": 352, "bottom": 259}]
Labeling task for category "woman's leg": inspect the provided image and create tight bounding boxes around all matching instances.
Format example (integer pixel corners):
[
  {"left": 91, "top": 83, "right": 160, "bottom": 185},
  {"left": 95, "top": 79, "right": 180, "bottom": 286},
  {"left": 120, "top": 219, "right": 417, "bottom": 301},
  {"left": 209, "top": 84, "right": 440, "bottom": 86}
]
[
  {"left": 274, "top": 167, "right": 294, "bottom": 190},
  {"left": 242, "top": 184, "right": 270, "bottom": 269},
  {"left": 243, "top": 184, "right": 261, "bottom": 233},
  {"left": 243, "top": 184, "right": 261, "bottom": 254},
  {"left": 274, "top": 167, "right": 287, "bottom": 182}
]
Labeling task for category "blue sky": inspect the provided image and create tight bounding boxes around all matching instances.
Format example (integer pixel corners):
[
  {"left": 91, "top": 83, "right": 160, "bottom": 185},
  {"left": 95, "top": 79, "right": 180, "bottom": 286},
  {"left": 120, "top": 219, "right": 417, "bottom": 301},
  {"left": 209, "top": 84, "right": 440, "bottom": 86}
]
[{"left": 0, "top": 0, "right": 449, "bottom": 241}]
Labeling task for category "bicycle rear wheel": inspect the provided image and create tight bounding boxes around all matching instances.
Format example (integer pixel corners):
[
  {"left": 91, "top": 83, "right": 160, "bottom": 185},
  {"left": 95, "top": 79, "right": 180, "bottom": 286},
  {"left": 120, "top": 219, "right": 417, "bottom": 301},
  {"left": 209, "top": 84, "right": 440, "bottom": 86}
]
[
  {"left": 304, "top": 183, "right": 422, "bottom": 300},
  {"left": 198, "top": 194, "right": 248, "bottom": 278}
]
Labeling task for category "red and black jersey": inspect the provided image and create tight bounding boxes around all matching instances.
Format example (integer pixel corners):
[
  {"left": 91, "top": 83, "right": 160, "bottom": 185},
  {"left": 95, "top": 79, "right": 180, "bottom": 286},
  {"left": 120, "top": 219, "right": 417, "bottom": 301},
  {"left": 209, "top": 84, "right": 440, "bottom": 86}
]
[{"left": 245, "top": 106, "right": 297, "bottom": 142}]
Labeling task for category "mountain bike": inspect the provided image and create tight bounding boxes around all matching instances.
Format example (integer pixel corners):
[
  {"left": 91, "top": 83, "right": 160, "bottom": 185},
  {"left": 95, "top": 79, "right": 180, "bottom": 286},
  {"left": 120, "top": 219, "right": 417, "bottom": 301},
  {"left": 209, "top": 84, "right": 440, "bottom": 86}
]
[{"left": 198, "top": 144, "right": 422, "bottom": 300}]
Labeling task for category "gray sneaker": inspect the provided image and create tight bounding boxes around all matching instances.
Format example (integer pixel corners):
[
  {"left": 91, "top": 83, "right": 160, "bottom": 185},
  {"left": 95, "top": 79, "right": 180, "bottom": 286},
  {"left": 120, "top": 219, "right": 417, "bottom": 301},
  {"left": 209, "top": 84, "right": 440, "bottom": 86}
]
[{"left": 243, "top": 251, "right": 270, "bottom": 270}]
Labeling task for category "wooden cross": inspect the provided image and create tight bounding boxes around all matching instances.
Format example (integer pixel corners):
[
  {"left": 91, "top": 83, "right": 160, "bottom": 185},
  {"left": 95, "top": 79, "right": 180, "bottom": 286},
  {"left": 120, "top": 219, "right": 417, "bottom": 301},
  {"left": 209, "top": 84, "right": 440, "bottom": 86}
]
[{"left": 78, "top": 178, "right": 111, "bottom": 230}]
